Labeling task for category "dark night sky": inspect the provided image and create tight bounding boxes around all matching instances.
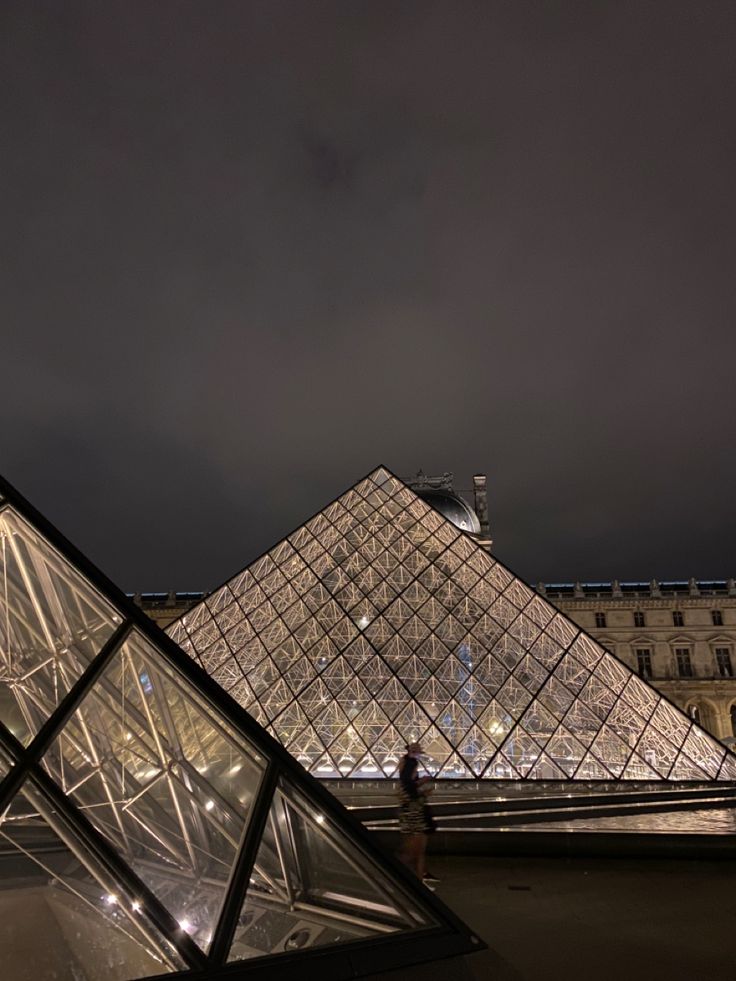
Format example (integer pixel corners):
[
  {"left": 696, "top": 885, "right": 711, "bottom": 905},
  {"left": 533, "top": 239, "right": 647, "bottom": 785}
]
[{"left": 2, "top": 2, "right": 736, "bottom": 591}]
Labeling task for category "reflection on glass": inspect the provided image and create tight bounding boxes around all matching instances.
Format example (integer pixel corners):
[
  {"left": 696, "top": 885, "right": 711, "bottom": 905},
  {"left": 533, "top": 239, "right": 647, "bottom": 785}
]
[
  {"left": 0, "top": 507, "right": 119, "bottom": 744},
  {"left": 0, "top": 779, "right": 183, "bottom": 979},
  {"left": 228, "top": 777, "right": 431, "bottom": 962},
  {"left": 41, "top": 629, "right": 266, "bottom": 952}
]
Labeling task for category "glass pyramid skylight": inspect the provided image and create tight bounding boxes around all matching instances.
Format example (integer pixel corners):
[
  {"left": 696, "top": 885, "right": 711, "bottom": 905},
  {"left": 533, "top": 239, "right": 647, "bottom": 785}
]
[
  {"left": 0, "top": 475, "right": 479, "bottom": 981},
  {"left": 169, "top": 467, "right": 736, "bottom": 782}
]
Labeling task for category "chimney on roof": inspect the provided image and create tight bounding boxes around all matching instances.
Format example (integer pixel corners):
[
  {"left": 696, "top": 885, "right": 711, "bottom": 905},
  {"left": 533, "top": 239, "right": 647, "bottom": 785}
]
[{"left": 472, "top": 474, "right": 492, "bottom": 548}]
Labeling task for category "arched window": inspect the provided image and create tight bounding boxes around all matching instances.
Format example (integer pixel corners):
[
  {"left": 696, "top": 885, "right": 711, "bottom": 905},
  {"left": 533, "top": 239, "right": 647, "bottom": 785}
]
[
  {"left": 731, "top": 705, "right": 736, "bottom": 738},
  {"left": 687, "top": 704, "right": 700, "bottom": 724}
]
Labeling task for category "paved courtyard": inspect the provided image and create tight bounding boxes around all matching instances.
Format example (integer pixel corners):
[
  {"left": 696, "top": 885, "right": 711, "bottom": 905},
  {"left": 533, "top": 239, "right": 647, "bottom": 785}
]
[{"left": 430, "top": 854, "right": 736, "bottom": 981}]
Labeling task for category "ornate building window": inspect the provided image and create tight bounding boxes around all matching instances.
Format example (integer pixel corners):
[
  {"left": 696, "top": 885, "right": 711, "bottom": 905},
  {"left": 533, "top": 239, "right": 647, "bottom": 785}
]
[
  {"left": 672, "top": 610, "right": 684, "bottom": 627},
  {"left": 687, "top": 704, "right": 701, "bottom": 723},
  {"left": 635, "top": 649, "right": 652, "bottom": 678},
  {"left": 715, "top": 648, "right": 733, "bottom": 678},
  {"left": 594, "top": 612, "right": 606, "bottom": 628},
  {"left": 712, "top": 610, "right": 724, "bottom": 626},
  {"left": 675, "top": 647, "right": 693, "bottom": 678},
  {"left": 633, "top": 611, "right": 645, "bottom": 628}
]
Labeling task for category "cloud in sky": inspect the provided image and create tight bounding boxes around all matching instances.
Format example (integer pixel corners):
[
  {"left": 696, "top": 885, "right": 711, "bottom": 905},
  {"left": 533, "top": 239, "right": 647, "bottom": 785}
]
[{"left": 1, "top": 2, "right": 735, "bottom": 589}]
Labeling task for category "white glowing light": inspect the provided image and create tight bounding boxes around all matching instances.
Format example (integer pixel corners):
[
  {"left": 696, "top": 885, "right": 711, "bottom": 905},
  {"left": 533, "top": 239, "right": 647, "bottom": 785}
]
[
  {"left": 228, "top": 763, "right": 242, "bottom": 776},
  {"left": 315, "top": 814, "right": 325, "bottom": 824},
  {"left": 104, "top": 894, "right": 118, "bottom": 906},
  {"left": 178, "top": 918, "right": 193, "bottom": 933},
  {"left": 131, "top": 900, "right": 142, "bottom": 913},
  {"left": 205, "top": 799, "right": 215, "bottom": 812}
]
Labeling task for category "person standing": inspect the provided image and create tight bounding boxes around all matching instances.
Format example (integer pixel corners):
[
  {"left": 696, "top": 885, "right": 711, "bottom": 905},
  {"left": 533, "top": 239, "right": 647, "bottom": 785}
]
[{"left": 397, "top": 741, "right": 439, "bottom": 886}]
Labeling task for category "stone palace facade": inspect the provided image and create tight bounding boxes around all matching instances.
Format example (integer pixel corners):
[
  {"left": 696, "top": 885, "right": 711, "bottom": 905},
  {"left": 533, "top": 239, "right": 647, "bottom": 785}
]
[{"left": 546, "top": 579, "right": 736, "bottom": 743}]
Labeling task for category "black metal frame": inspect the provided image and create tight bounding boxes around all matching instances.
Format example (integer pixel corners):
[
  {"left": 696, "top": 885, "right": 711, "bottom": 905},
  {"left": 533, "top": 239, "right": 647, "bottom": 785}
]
[
  {"left": 0, "top": 472, "right": 484, "bottom": 979},
  {"left": 207, "top": 762, "right": 279, "bottom": 964}
]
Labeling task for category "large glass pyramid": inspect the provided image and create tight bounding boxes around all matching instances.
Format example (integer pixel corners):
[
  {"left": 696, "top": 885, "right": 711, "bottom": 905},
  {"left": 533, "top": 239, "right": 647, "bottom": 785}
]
[
  {"left": 169, "top": 467, "right": 736, "bottom": 782},
  {"left": 0, "top": 475, "right": 480, "bottom": 981}
]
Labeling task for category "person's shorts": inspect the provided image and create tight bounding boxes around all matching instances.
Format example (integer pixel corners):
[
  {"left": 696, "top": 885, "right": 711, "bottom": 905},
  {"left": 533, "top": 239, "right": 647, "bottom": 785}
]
[{"left": 398, "top": 796, "right": 431, "bottom": 834}]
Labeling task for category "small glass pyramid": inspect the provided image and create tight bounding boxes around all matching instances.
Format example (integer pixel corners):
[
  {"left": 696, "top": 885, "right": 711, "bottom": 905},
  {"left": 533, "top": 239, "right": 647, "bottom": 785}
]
[
  {"left": 0, "top": 477, "right": 478, "bottom": 980},
  {"left": 170, "top": 467, "right": 736, "bottom": 782}
]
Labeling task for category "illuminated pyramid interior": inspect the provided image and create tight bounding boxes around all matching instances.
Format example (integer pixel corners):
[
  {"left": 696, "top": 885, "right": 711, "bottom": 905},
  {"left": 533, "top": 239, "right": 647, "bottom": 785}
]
[
  {"left": 0, "top": 477, "right": 476, "bottom": 981},
  {"left": 170, "top": 467, "right": 736, "bottom": 782}
]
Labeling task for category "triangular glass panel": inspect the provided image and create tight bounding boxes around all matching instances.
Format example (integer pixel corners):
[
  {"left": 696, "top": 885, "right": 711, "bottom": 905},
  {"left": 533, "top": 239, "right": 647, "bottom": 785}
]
[
  {"left": 575, "top": 752, "right": 615, "bottom": 779},
  {"left": 670, "top": 751, "right": 711, "bottom": 780},
  {"left": 526, "top": 752, "right": 569, "bottom": 780},
  {"left": 622, "top": 755, "right": 662, "bottom": 780},
  {"left": 312, "top": 751, "right": 340, "bottom": 776}
]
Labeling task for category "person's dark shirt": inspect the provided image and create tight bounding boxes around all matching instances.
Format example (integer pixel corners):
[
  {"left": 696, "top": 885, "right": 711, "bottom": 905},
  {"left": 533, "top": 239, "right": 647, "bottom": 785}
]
[{"left": 399, "top": 754, "right": 420, "bottom": 799}]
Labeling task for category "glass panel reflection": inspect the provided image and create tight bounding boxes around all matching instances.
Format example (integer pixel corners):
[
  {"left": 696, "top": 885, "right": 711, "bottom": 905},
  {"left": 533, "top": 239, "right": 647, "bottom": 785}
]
[{"left": 42, "top": 629, "right": 266, "bottom": 952}]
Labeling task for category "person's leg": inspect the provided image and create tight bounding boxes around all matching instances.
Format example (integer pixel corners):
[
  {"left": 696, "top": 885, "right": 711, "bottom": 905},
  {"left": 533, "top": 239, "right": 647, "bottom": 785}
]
[
  {"left": 404, "top": 834, "right": 421, "bottom": 875},
  {"left": 415, "top": 833, "right": 428, "bottom": 880}
]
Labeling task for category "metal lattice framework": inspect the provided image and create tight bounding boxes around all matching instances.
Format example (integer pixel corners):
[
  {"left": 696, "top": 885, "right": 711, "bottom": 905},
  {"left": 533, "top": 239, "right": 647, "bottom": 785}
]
[
  {"left": 0, "top": 476, "right": 478, "bottom": 981},
  {"left": 169, "top": 467, "right": 736, "bottom": 782}
]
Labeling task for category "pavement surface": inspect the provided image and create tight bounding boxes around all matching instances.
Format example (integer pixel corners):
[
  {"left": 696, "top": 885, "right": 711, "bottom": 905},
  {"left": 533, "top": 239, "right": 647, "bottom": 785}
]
[{"left": 429, "top": 854, "right": 736, "bottom": 981}]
